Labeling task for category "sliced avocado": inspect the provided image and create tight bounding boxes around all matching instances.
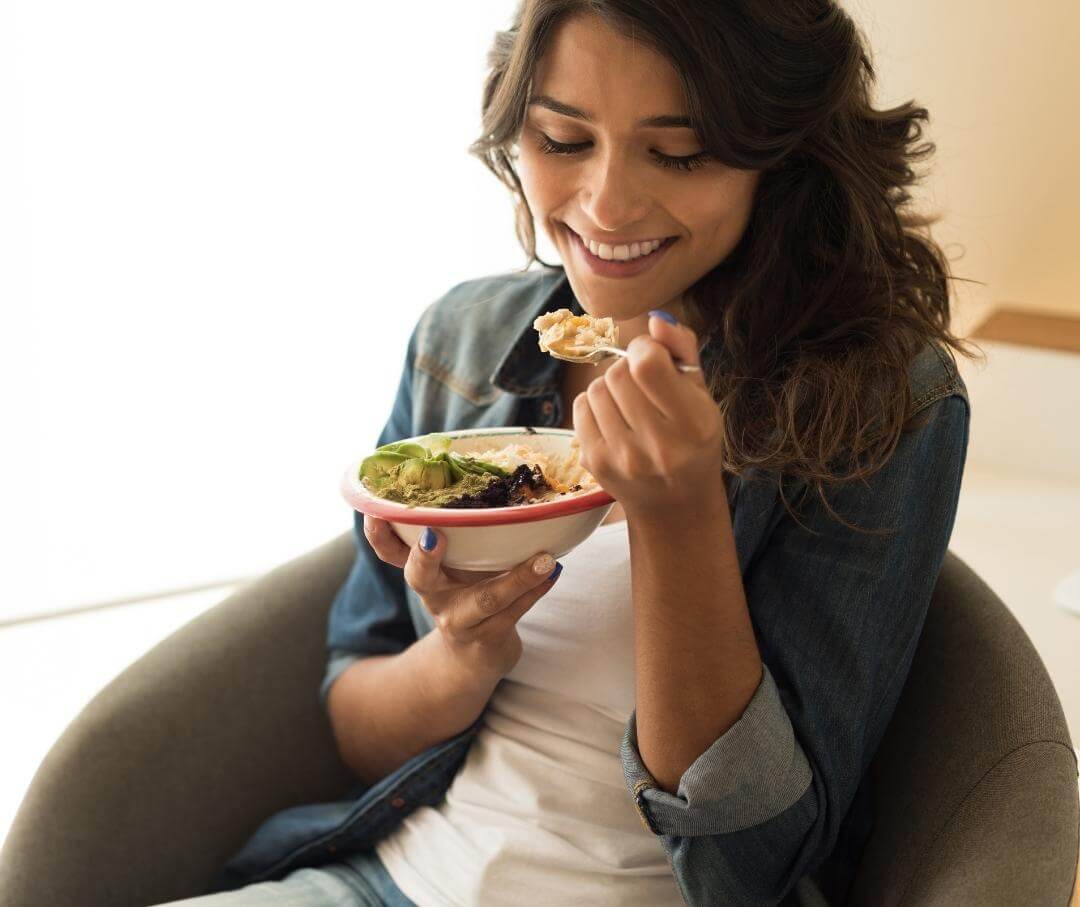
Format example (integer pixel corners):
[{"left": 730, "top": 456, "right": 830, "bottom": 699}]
[
  {"left": 430, "top": 451, "right": 466, "bottom": 483},
  {"left": 375, "top": 440, "right": 430, "bottom": 459},
  {"left": 421, "top": 433, "right": 453, "bottom": 454},
  {"left": 398, "top": 457, "right": 453, "bottom": 490},
  {"left": 359, "top": 451, "right": 408, "bottom": 480}
]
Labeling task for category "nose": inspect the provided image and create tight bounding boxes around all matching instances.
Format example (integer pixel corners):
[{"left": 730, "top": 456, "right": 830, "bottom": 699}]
[{"left": 578, "top": 147, "right": 650, "bottom": 234}]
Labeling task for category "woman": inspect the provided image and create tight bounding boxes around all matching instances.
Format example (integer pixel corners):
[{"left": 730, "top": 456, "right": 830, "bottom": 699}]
[{"left": 166, "top": 2, "right": 976, "bottom": 905}]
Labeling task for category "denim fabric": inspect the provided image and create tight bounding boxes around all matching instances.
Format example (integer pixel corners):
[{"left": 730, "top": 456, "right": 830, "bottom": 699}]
[
  {"left": 158, "top": 849, "right": 414, "bottom": 905},
  {"left": 211, "top": 267, "right": 970, "bottom": 906}
]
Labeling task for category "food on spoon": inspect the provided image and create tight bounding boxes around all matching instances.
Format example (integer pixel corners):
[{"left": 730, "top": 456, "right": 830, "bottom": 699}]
[
  {"left": 359, "top": 433, "right": 598, "bottom": 509},
  {"left": 533, "top": 308, "right": 618, "bottom": 363}
]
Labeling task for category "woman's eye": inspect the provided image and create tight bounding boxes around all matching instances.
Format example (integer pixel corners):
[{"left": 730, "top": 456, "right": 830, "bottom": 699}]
[
  {"left": 534, "top": 131, "right": 711, "bottom": 173},
  {"left": 534, "top": 133, "right": 590, "bottom": 156}
]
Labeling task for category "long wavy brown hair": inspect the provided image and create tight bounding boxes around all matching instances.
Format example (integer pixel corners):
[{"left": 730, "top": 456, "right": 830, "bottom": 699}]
[{"left": 468, "top": 0, "right": 983, "bottom": 530}]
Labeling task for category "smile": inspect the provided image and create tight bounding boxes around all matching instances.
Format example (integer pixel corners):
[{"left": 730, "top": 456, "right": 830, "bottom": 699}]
[{"left": 564, "top": 224, "right": 678, "bottom": 279}]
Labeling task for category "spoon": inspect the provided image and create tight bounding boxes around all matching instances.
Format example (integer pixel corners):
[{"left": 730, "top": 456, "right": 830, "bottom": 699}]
[{"left": 553, "top": 343, "right": 701, "bottom": 373}]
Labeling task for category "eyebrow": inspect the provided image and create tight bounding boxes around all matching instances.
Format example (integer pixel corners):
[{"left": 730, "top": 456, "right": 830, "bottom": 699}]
[{"left": 527, "top": 94, "right": 693, "bottom": 130}]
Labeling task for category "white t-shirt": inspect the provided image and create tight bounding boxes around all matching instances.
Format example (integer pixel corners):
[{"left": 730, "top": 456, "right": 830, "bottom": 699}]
[{"left": 375, "top": 518, "right": 685, "bottom": 906}]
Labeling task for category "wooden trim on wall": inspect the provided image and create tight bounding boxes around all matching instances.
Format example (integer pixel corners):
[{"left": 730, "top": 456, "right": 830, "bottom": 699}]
[{"left": 972, "top": 308, "right": 1080, "bottom": 355}]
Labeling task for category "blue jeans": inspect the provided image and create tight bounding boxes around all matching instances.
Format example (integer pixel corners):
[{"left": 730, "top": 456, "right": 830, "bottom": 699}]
[{"left": 156, "top": 849, "right": 416, "bottom": 906}]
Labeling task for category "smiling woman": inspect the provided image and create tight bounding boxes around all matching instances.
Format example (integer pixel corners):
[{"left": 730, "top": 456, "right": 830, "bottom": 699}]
[
  {"left": 471, "top": 2, "right": 980, "bottom": 525},
  {"left": 161, "top": 4, "right": 982, "bottom": 907}
]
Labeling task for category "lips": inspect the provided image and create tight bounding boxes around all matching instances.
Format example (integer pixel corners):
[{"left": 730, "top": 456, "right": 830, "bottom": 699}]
[{"left": 562, "top": 222, "right": 678, "bottom": 279}]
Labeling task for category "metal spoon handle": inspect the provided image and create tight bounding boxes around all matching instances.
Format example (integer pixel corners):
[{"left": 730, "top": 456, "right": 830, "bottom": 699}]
[{"left": 569, "top": 344, "right": 702, "bottom": 373}]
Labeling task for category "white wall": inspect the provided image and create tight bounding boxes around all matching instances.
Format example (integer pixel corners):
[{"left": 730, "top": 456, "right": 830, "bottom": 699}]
[
  {"left": 845, "top": 2, "right": 1080, "bottom": 483},
  {"left": 3, "top": 1, "right": 526, "bottom": 621},
  {"left": 847, "top": 0, "right": 1080, "bottom": 325},
  {"left": 9, "top": 2, "right": 1078, "bottom": 621}
]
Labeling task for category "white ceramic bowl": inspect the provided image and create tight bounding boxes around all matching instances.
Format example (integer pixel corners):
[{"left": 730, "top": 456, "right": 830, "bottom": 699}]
[{"left": 340, "top": 427, "right": 615, "bottom": 571}]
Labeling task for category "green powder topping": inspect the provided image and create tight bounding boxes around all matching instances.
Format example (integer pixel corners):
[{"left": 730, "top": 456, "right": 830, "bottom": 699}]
[{"left": 363, "top": 470, "right": 497, "bottom": 508}]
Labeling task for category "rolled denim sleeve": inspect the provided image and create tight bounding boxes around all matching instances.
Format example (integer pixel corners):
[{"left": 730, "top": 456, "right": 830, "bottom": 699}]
[
  {"left": 620, "top": 392, "right": 970, "bottom": 905},
  {"left": 621, "top": 663, "right": 812, "bottom": 836},
  {"left": 318, "top": 327, "right": 421, "bottom": 711}
]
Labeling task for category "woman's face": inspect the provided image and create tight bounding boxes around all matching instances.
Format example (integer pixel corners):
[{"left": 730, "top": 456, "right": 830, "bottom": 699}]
[{"left": 515, "top": 13, "right": 760, "bottom": 326}]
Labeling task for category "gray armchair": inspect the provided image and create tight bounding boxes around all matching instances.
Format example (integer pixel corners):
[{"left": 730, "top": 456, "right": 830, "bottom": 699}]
[{"left": 1, "top": 535, "right": 1076, "bottom": 906}]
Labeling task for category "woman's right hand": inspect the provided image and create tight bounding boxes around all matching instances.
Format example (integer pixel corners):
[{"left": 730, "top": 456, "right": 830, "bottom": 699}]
[{"left": 363, "top": 515, "right": 562, "bottom": 682}]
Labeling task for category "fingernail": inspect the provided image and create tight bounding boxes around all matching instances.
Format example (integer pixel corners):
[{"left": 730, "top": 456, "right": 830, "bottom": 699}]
[
  {"left": 548, "top": 561, "right": 563, "bottom": 582},
  {"left": 532, "top": 553, "right": 555, "bottom": 575},
  {"left": 649, "top": 309, "right": 678, "bottom": 325},
  {"left": 420, "top": 527, "right": 436, "bottom": 551}
]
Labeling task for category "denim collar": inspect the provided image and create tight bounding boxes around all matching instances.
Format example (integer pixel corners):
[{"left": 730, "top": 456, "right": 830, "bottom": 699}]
[
  {"left": 490, "top": 266, "right": 729, "bottom": 400},
  {"left": 489, "top": 268, "right": 584, "bottom": 399}
]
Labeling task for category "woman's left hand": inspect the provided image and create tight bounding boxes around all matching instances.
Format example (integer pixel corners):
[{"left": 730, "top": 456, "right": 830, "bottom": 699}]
[{"left": 572, "top": 312, "right": 727, "bottom": 520}]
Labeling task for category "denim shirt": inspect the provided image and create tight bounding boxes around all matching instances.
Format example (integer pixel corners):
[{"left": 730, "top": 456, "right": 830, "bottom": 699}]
[{"left": 211, "top": 266, "right": 970, "bottom": 905}]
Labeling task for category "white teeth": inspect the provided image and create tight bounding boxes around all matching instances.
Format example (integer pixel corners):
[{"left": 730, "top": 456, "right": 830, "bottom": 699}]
[{"left": 583, "top": 235, "right": 664, "bottom": 261}]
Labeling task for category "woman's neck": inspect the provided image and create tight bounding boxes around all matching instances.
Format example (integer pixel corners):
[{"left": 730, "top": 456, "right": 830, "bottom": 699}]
[{"left": 556, "top": 359, "right": 609, "bottom": 430}]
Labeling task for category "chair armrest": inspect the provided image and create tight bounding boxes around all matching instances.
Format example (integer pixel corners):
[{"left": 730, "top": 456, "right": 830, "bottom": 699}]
[
  {"left": 0, "top": 530, "right": 359, "bottom": 907},
  {"left": 901, "top": 741, "right": 1079, "bottom": 905}
]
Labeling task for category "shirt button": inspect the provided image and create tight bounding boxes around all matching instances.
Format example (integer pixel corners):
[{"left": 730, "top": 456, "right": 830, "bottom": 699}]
[{"left": 391, "top": 796, "right": 407, "bottom": 808}]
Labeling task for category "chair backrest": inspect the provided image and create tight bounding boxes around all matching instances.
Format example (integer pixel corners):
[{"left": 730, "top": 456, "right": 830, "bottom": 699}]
[
  {"left": 0, "top": 531, "right": 360, "bottom": 907},
  {"left": 2, "top": 539, "right": 1075, "bottom": 907},
  {"left": 850, "top": 551, "right": 1079, "bottom": 905}
]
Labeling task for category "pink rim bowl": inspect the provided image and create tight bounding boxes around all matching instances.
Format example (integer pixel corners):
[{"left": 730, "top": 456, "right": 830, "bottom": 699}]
[{"left": 340, "top": 427, "right": 616, "bottom": 571}]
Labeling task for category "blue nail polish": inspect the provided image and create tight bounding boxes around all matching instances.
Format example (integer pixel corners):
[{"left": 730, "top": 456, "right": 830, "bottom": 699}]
[
  {"left": 420, "top": 527, "right": 436, "bottom": 551},
  {"left": 649, "top": 309, "right": 678, "bottom": 325},
  {"left": 548, "top": 561, "right": 563, "bottom": 582}
]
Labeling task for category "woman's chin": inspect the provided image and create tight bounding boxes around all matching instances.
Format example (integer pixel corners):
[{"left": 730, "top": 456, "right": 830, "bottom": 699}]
[{"left": 572, "top": 293, "right": 647, "bottom": 324}]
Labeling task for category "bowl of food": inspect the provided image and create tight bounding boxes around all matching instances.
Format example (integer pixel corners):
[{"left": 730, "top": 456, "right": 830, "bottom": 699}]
[{"left": 340, "top": 427, "right": 615, "bottom": 571}]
